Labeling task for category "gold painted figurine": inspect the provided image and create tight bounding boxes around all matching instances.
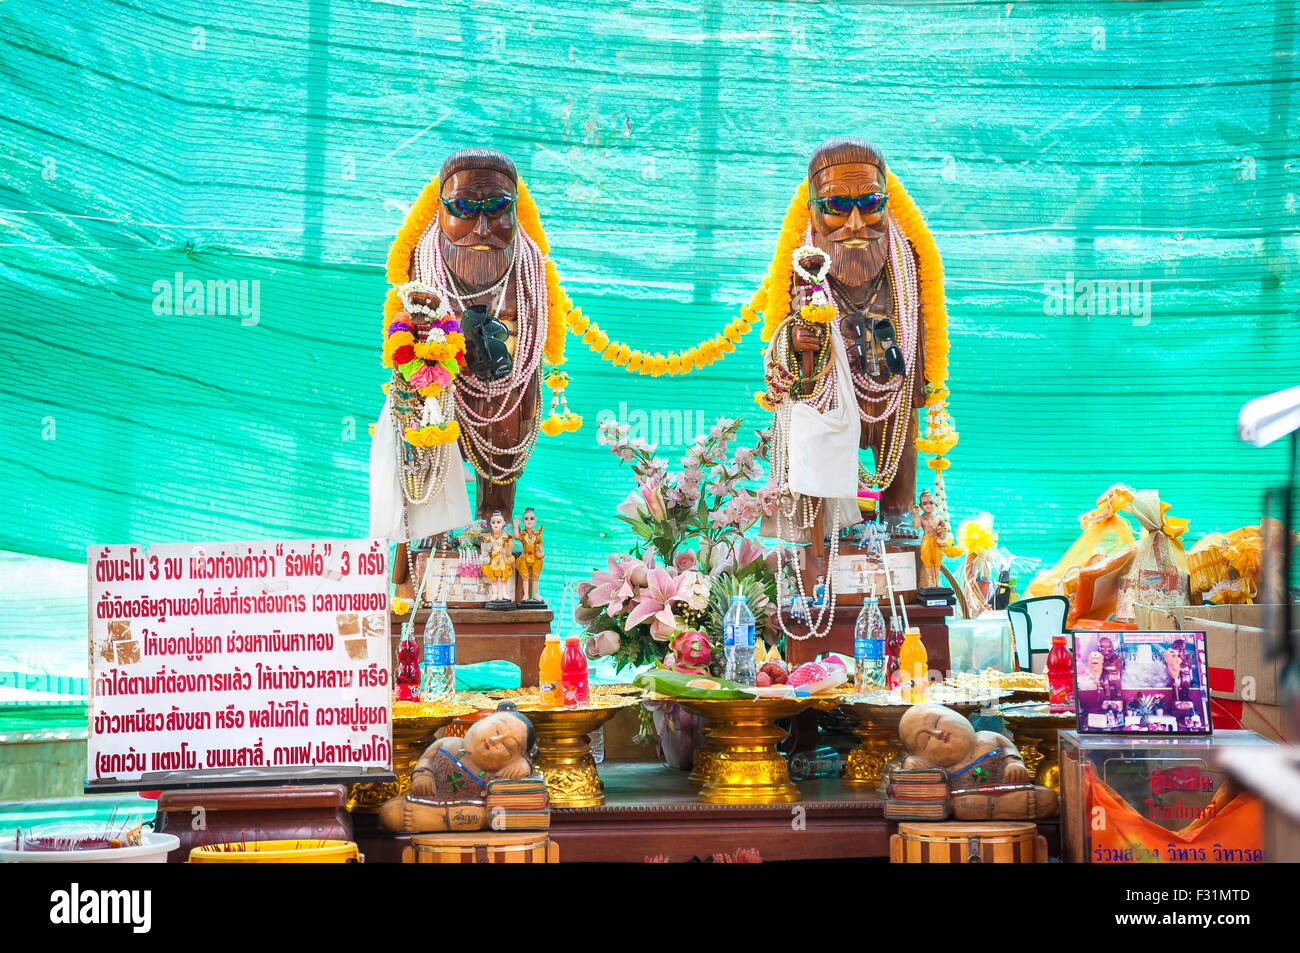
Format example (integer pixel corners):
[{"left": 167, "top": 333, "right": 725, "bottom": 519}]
[
  {"left": 911, "top": 489, "right": 951, "bottom": 589},
  {"left": 480, "top": 509, "right": 516, "bottom": 608},
  {"left": 513, "top": 507, "right": 545, "bottom": 607}
]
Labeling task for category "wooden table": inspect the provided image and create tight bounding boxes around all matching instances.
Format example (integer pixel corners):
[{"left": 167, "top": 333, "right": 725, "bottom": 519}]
[
  {"left": 548, "top": 763, "right": 889, "bottom": 861},
  {"left": 389, "top": 606, "right": 553, "bottom": 687},
  {"left": 351, "top": 761, "right": 1061, "bottom": 862}
]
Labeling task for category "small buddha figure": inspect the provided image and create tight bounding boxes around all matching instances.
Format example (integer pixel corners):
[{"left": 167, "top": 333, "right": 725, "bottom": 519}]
[
  {"left": 911, "top": 489, "right": 951, "bottom": 589},
  {"left": 899, "top": 703, "right": 1058, "bottom": 820},
  {"left": 513, "top": 507, "right": 545, "bottom": 607},
  {"left": 480, "top": 509, "right": 516, "bottom": 608},
  {"left": 378, "top": 701, "right": 536, "bottom": 833}
]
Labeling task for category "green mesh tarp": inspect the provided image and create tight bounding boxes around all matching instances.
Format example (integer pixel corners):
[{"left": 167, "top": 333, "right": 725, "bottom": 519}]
[{"left": 1, "top": 1, "right": 1298, "bottom": 680}]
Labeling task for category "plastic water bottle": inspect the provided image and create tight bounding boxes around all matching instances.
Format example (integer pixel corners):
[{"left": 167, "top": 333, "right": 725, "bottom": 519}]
[
  {"left": 724, "top": 595, "right": 756, "bottom": 685},
  {"left": 421, "top": 603, "right": 456, "bottom": 702},
  {"left": 853, "top": 597, "right": 887, "bottom": 691}
]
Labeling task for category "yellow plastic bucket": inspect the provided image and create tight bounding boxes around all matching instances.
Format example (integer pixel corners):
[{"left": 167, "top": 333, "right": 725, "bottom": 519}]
[{"left": 188, "top": 839, "right": 361, "bottom": 863}]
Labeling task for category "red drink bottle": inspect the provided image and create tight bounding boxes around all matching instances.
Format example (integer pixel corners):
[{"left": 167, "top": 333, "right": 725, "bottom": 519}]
[
  {"left": 1047, "top": 635, "right": 1074, "bottom": 713},
  {"left": 395, "top": 636, "right": 421, "bottom": 702},
  {"left": 561, "top": 635, "right": 589, "bottom": 708},
  {"left": 885, "top": 621, "right": 904, "bottom": 690}
]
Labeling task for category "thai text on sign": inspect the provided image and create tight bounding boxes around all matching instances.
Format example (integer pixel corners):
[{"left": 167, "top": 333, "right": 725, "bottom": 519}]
[{"left": 87, "top": 539, "right": 393, "bottom": 790}]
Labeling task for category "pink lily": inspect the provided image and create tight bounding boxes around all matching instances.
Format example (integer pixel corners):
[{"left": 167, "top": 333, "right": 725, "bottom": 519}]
[
  {"left": 586, "top": 554, "right": 636, "bottom": 616},
  {"left": 625, "top": 566, "right": 683, "bottom": 640},
  {"left": 731, "top": 536, "right": 769, "bottom": 570},
  {"left": 639, "top": 477, "right": 668, "bottom": 521}
]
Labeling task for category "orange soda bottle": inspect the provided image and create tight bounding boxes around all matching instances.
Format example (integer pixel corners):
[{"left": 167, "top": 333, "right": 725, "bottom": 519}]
[
  {"left": 898, "top": 627, "right": 928, "bottom": 703},
  {"left": 539, "top": 634, "right": 564, "bottom": 708}
]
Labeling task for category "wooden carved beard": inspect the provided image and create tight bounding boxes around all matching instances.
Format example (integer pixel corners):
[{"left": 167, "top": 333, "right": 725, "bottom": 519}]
[
  {"left": 812, "top": 210, "right": 891, "bottom": 290},
  {"left": 439, "top": 227, "right": 516, "bottom": 290}
]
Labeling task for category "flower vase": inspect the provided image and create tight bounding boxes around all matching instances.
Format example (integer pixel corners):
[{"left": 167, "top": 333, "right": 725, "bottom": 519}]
[{"left": 642, "top": 697, "right": 704, "bottom": 771}]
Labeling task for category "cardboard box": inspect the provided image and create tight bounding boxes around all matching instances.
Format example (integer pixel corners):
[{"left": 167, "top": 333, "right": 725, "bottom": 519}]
[
  {"left": 1134, "top": 604, "right": 1289, "bottom": 708},
  {"left": 1208, "top": 699, "right": 1290, "bottom": 743}
]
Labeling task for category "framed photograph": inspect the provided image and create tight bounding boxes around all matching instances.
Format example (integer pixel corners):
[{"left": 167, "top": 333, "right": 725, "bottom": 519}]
[{"left": 1071, "top": 630, "right": 1212, "bottom": 736}]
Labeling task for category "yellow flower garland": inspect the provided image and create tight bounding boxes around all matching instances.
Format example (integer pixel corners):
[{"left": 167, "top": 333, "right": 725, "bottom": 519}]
[
  {"left": 563, "top": 283, "right": 767, "bottom": 378},
  {"left": 403, "top": 420, "right": 461, "bottom": 448}
]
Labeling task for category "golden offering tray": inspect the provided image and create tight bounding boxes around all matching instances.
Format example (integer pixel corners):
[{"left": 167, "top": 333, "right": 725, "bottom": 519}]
[
  {"left": 837, "top": 687, "right": 1004, "bottom": 790},
  {"left": 347, "top": 699, "right": 477, "bottom": 813},
  {"left": 474, "top": 685, "right": 644, "bottom": 809},
  {"left": 669, "top": 692, "right": 844, "bottom": 805},
  {"left": 946, "top": 669, "right": 1049, "bottom": 705},
  {"left": 998, "top": 702, "right": 1075, "bottom": 793}
]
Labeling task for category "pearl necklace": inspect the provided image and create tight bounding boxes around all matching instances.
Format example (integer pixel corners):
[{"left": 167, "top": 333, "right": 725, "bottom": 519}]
[
  {"left": 763, "top": 321, "right": 847, "bottom": 640},
  {"left": 411, "top": 220, "right": 548, "bottom": 484}
]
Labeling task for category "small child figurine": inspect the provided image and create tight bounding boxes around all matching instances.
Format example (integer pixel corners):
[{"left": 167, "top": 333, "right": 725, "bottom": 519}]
[
  {"left": 480, "top": 510, "right": 516, "bottom": 608},
  {"left": 911, "top": 489, "right": 951, "bottom": 589},
  {"left": 513, "top": 507, "right": 545, "bottom": 607}
]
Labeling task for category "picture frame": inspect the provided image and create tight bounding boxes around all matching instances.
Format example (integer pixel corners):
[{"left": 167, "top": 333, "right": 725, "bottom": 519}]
[{"left": 1071, "top": 630, "right": 1212, "bottom": 736}]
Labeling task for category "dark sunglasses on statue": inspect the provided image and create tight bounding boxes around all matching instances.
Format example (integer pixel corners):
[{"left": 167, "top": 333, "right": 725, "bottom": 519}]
[
  {"left": 810, "top": 192, "right": 888, "bottom": 217},
  {"left": 440, "top": 194, "right": 517, "bottom": 219}
]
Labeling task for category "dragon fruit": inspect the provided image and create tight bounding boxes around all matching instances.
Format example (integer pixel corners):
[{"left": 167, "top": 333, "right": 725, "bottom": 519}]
[{"left": 788, "top": 659, "right": 848, "bottom": 694}]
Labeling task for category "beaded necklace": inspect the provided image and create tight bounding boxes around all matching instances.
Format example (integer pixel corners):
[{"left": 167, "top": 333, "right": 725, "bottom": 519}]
[
  {"left": 411, "top": 220, "right": 548, "bottom": 484},
  {"left": 764, "top": 317, "right": 846, "bottom": 640}
]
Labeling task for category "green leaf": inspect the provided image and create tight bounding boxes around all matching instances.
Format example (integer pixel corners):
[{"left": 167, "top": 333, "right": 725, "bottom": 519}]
[{"left": 633, "top": 668, "right": 753, "bottom": 699}]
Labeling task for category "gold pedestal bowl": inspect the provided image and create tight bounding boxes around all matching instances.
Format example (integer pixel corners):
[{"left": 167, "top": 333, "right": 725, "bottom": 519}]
[
  {"left": 347, "top": 699, "right": 476, "bottom": 813},
  {"left": 673, "top": 695, "right": 820, "bottom": 804},
  {"left": 837, "top": 688, "right": 1004, "bottom": 791},
  {"left": 479, "top": 686, "right": 643, "bottom": 809},
  {"left": 999, "top": 702, "right": 1074, "bottom": 793}
]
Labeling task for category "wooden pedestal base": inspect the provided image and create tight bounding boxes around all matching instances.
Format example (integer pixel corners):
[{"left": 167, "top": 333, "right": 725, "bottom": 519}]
[{"left": 389, "top": 606, "right": 552, "bottom": 686}]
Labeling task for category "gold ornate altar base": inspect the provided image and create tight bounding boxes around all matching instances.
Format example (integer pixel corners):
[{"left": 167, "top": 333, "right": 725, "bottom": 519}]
[
  {"left": 470, "top": 686, "right": 643, "bottom": 809},
  {"left": 999, "top": 703, "right": 1074, "bottom": 793},
  {"left": 676, "top": 696, "right": 817, "bottom": 804}
]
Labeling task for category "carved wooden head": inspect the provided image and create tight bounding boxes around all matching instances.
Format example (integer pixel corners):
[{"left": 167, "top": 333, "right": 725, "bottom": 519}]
[
  {"left": 437, "top": 147, "right": 518, "bottom": 288},
  {"left": 807, "top": 136, "right": 890, "bottom": 288}
]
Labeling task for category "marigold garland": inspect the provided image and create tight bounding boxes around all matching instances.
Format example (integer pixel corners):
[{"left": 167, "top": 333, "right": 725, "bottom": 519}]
[
  {"left": 799, "top": 302, "right": 836, "bottom": 324},
  {"left": 562, "top": 279, "right": 766, "bottom": 377},
  {"left": 403, "top": 420, "right": 461, "bottom": 447}
]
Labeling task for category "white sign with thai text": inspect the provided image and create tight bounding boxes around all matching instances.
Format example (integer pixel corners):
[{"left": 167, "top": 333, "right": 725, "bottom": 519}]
[{"left": 87, "top": 539, "right": 393, "bottom": 790}]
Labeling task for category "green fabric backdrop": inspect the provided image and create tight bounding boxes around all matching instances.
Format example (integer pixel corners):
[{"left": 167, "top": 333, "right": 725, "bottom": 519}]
[{"left": 2, "top": 1, "right": 1298, "bottom": 678}]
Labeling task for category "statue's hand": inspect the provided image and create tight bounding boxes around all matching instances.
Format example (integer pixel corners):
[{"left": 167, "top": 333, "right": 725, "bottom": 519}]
[
  {"left": 406, "top": 291, "right": 443, "bottom": 335},
  {"left": 410, "top": 771, "right": 435, "bottom": 798},
  {"left": 1004, "top": 760, "right": 1029, "bottom": 785},
  {"left": 494, "top": 758, "right": 530, "bottom": 781},
  {"left": 790, "top": 324, "right": 821, "bottom": 354}
]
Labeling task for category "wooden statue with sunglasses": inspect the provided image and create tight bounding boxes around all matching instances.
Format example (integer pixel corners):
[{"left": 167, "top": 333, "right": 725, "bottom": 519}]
[
  {"left": 407, "top": 147, "right": 546, "bottom": 526},
  {"left": 790, "top": 136, "right": 926, "bottom": 529}
]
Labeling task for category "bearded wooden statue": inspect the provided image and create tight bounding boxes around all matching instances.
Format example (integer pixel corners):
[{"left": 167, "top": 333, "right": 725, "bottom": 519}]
[
  {"left": 761, "top": 137, "right": 933, "bottom": 539},
  {"left": 800, "top": 137, "right": 924, "bottom": 527},
  {"left": 410, "top": 147, "right": 546, "bottom": 523}
]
